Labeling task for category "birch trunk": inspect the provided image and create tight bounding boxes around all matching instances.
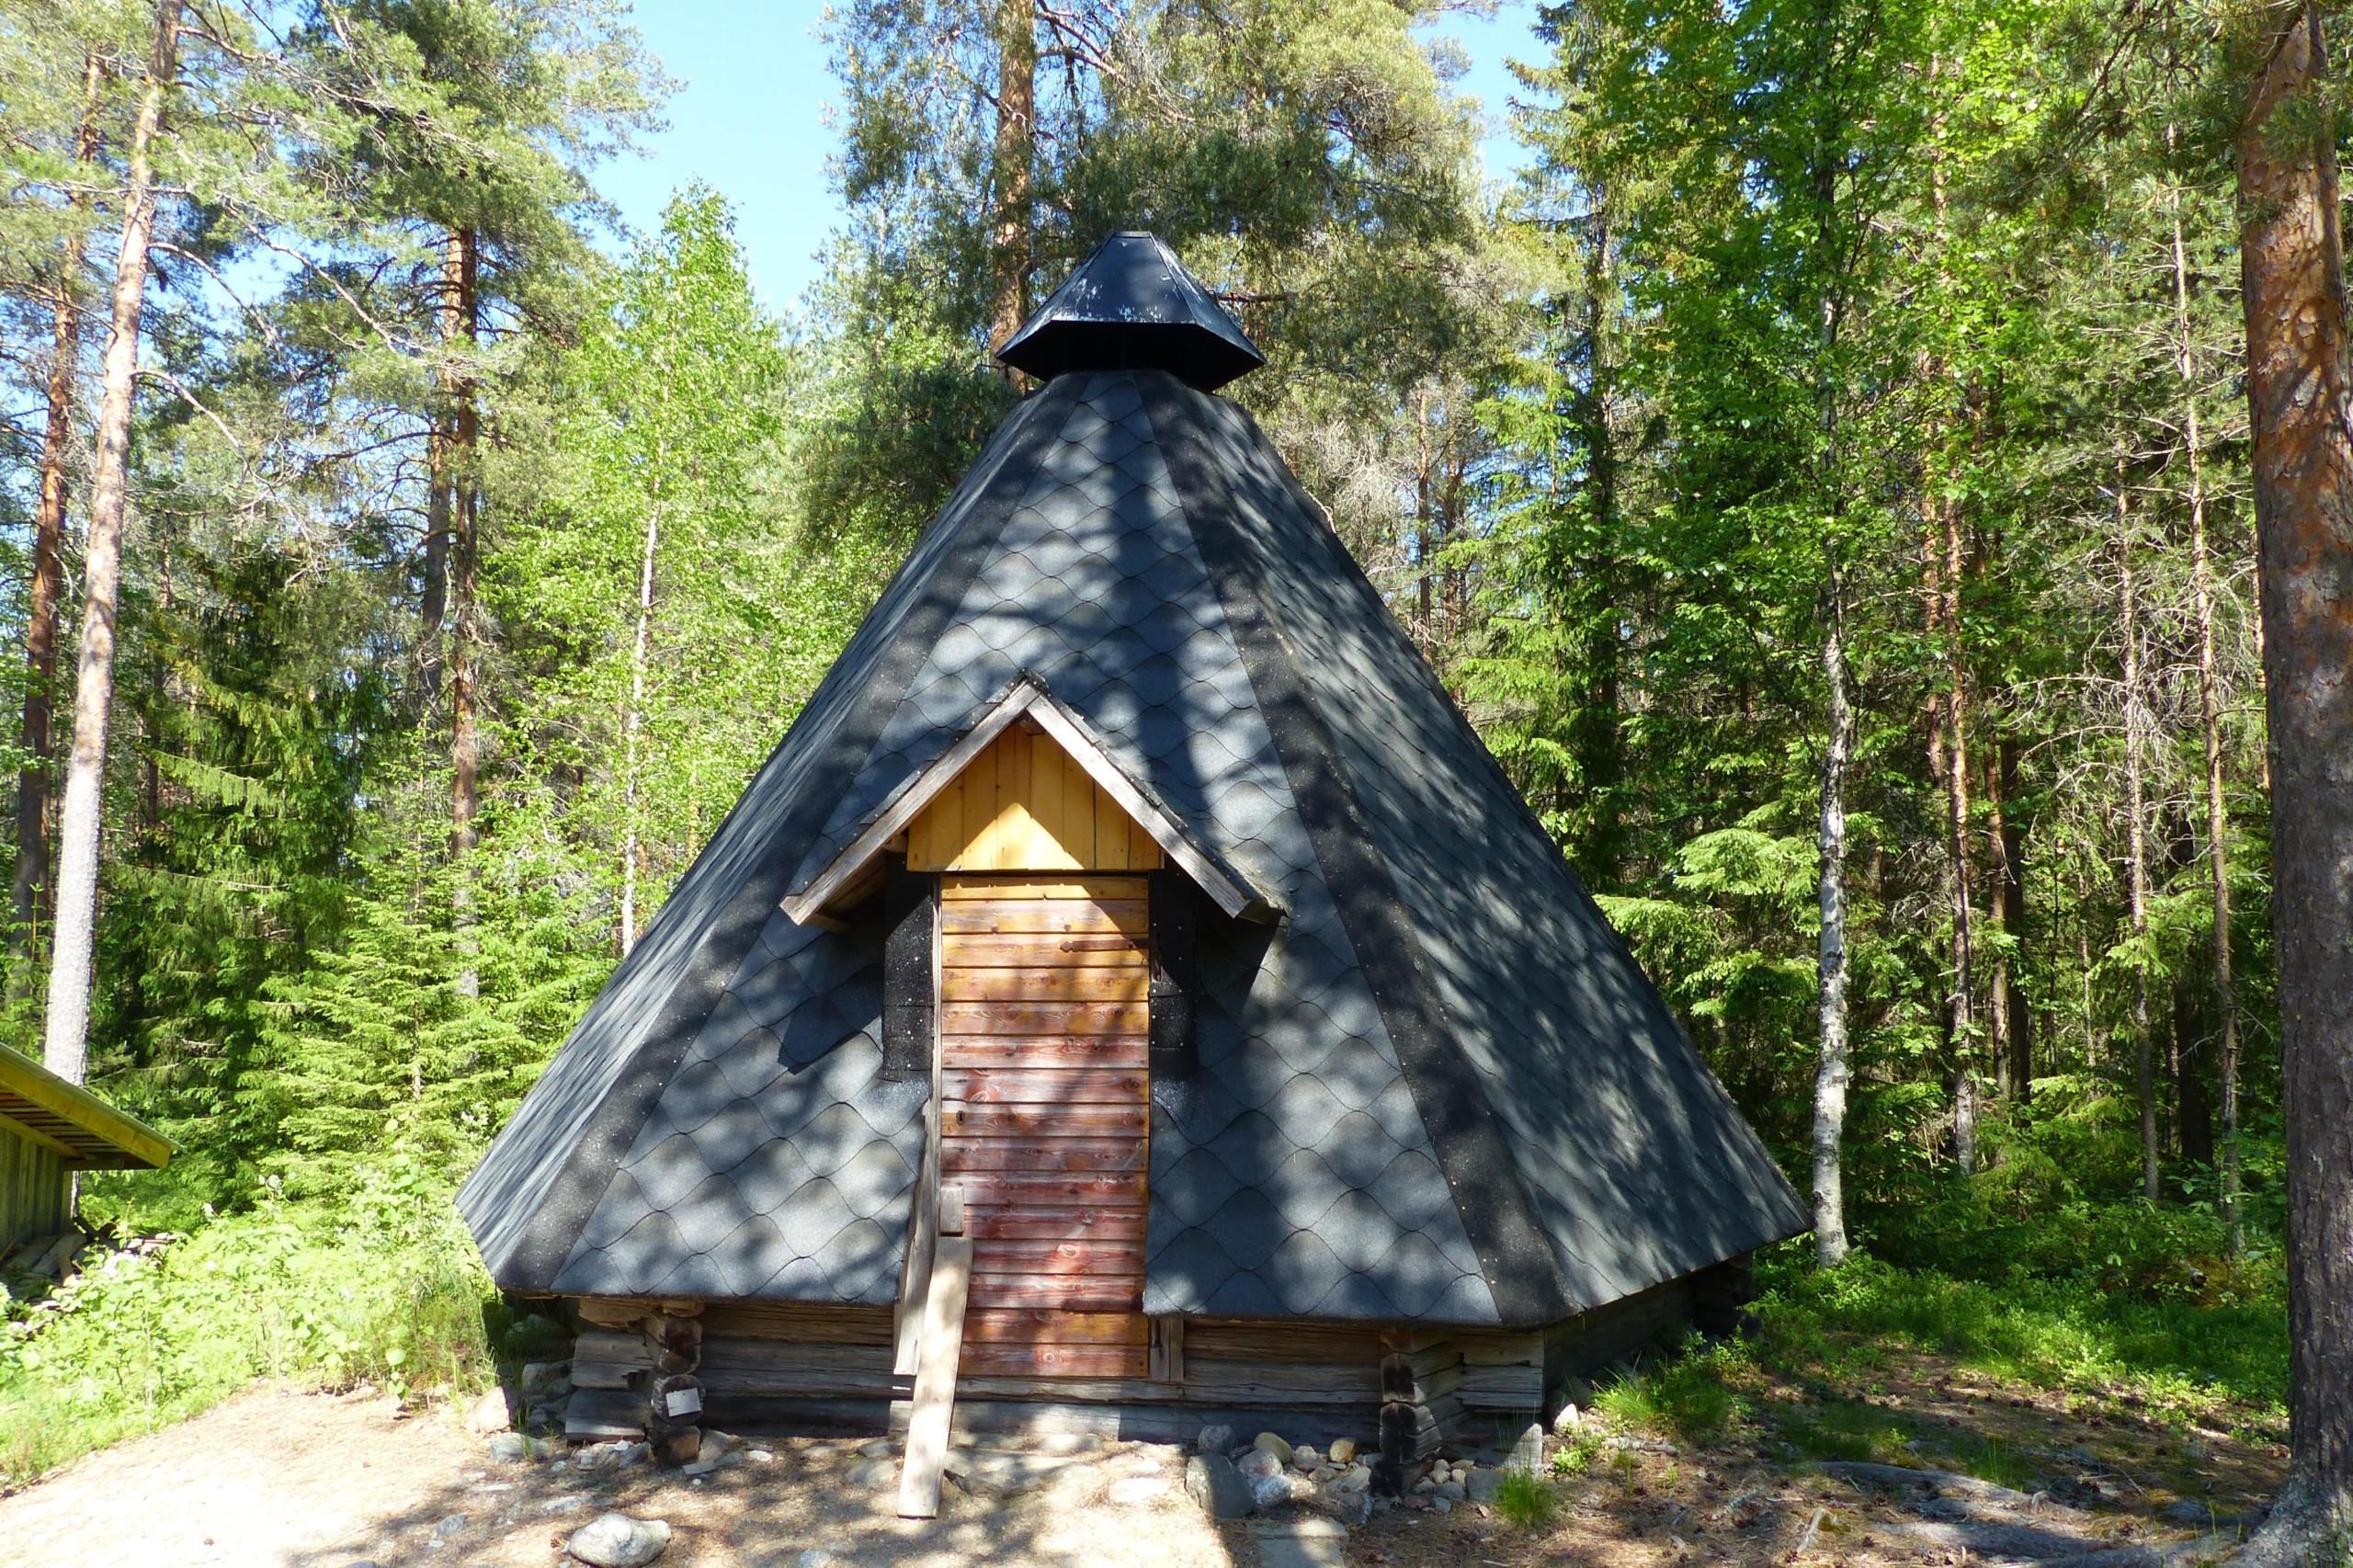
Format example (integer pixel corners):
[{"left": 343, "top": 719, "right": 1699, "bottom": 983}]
[
  {"left": 2167, "top": 171, "right": 2245, "bottom": 1253},
  {"left": 13, "top": 54, "right": 105, "bottom": 980},
  {"left": 2116, "top": 467, "right": 2160, "bottom": 1204},
  {"left": 2232, "top": 6, "right": 2353, "bottom": 1553},
  {"left": 619, "top": 460, "right": 664, "bottom": 959},
  {"left": 1812, "top": 563, "right": 1856, "bottom": 1267},
  {"left": 43, "top": 0, "right": 182, "bottom": 1085}
]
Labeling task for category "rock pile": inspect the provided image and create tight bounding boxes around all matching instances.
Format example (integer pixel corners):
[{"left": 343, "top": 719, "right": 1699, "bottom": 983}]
[{"left": 1187, "top": 1431, "right": 1379, "bottom": 1526}]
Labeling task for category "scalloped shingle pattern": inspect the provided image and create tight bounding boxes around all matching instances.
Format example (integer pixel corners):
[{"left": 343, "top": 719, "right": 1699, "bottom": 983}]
[
  {"left": 463, "top": 362, "right": 1803, "bottom": 1325},
  {"left": 1173, "top": 387, "right": 1810, "bottom": 1311},
  {"left": 783, "top": 373, "right": 1495, "bottom": 1323}
]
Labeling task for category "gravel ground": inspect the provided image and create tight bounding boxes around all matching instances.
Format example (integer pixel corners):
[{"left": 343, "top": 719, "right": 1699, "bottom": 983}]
[{"left": 0, "top": 1385, "right": 1233, "bottom": 1568}]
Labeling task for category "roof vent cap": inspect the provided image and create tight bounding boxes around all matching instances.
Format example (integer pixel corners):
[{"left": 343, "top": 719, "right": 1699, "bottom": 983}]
[{"left": 995, "top": 232, "right": 1265, "bottom": 392}]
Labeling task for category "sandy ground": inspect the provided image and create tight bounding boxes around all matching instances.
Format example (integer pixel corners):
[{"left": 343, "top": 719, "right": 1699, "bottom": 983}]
[
  {"left": 0, "top": 1342, "right": 2284, "bottom": 1568},
  {"left": 0, "top": 1386, "right": 1233, "bottom": 1568}
]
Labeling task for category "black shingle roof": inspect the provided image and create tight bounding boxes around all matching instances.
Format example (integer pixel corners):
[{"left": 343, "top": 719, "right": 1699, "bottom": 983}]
[{"left": 459, "top": 350, "right": 1806, "bottom": 1326}]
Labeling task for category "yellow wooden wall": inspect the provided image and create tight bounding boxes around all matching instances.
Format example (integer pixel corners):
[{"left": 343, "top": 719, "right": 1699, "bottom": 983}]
[{"left": 906, "top": 727, "right": 1163, "bottom": 873}]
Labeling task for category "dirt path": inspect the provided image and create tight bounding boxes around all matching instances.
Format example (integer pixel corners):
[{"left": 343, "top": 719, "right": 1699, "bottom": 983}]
[
  {"left": 0, "top": 1356, "right": 2280, "bottom": 1568},
  {"left": 0, "top": 1386, "right": 1232, "bottom": 1568}
]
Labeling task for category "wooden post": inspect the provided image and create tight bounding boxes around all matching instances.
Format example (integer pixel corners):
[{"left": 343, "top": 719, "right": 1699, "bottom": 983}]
[
  {"left": 898, "top": 1198, "right": 972, "bottom": 1518},
  {"left": 644, "top": 1303, "right": 703, "bottom": 1465}
]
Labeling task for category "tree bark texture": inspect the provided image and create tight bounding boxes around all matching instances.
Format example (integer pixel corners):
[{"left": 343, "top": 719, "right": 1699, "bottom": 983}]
[
  {"left": 2116, "top": 472, "right": 2161, "bottom": 1205},
  {"left": 43, "top": 0, "right": 182, "bottom": 1085},
  {"left": 2170, "top": 174, "right": 2246, "bottom": 1249},
  {"left": 14, "top": 53, "right": 106, "bottom": 979},
  {"left": 445, "top": 227, "right": 482, "bottom": 999},
  {"left": 619, "top": 455, "right": 665, "bottom": 960},
  {"left": 1812, "top": 564, "right": 1857, "bottom": 1267},
  {"left": 987, "top": 0, "right": 1035, "bottom": 362},
  {"left": 2233, "top": 6, "right": 2353, "bottom": 1551}
]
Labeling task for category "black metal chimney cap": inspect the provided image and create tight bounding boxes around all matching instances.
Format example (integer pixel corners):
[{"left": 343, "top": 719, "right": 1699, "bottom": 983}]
[{"left": 995, "top": 233, "right": 1265, "bottom": 392}]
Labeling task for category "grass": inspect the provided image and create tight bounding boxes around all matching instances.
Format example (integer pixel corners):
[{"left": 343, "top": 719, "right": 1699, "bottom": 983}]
[
  {"left": 1551, "top": 1241, "right": 2286, "bottom": 1500},
  {"left": 0, "top": 1162, "right": 502, "bottom": 1487},
  {"left": 1493, "top": 1468, "right": 1559, "bottom": 1528},
  {"left": 1756, "top": 1249, "right": 2288, "bottom": 1426}
]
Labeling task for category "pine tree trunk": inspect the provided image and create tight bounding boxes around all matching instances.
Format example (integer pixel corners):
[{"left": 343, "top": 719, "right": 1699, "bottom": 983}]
[
  {"left": 2116, "top": 468, "right": 2160, "bottom": 1204},
  {"left": 2169, "top": 177, "right": 2245, "bottom": 1252},
  {"left": 42, "top": 0, "right": 182, "bottom": 1085},
  {"left": 418, "top": 235, "right": 468, "bottom": 710},
  {"left": 2233, "top": 6, "right": 2353, "bottom": 1554},
  {"left": 987, "top": 0, "right": 1035, "bottom": 360},
  {"left": 13, "top": 53, "right": 105, "bottom": 983},
  {"left": 1812, "top": 562, "right": 1857, "bottom": 1267},
  {"left": 445, "top": 227, "right": 481, "bottom": 999}
]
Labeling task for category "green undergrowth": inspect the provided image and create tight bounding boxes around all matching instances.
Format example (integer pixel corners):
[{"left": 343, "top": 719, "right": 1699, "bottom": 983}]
[
  {"left": 1757, "top": 1247, "right": 2288, "bottom": 1421},
  {"left": 1565, "top": 1244, "right": 2285, "bottom": 1493},
  {"left": 0, "top": 1153, "right": 502, "bottom": 1487}
]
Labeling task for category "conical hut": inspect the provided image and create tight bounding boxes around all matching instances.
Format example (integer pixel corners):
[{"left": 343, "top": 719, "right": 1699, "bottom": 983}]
[{"left": 458, "top": 233, "right": 1805, "bottom": 1500}]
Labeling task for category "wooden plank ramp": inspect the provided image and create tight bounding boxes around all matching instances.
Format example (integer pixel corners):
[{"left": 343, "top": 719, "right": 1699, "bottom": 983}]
[{"left": 897, "top": 1200, "right": 972, "bottom": 1518}]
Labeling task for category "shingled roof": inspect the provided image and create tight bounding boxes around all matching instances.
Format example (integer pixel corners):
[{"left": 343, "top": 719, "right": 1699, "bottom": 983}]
[{"left": 457, "top": 238, "right": 1806, "bottom": 1327}]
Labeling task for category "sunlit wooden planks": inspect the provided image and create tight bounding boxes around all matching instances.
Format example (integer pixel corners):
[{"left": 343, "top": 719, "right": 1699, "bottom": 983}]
[
  {"left": 907, "top": 727, "right": 1164, "bottom": 873},
  {"left": 935, "top": 874, "right": 1153, "bottom": 1382}
]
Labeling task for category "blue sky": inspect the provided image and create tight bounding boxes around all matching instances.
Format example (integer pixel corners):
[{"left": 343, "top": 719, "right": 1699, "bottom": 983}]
[{"left": 596, "top": 0, "right": 1540, "bottom": 312}]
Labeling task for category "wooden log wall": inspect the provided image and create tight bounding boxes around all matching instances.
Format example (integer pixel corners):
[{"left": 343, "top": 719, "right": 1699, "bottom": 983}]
[
  {"left": 0, "top": 1127, "right": 67, "bottom": 1251},
  {"left": 580, "top": 1268, "right": 1704, "bottom": 1451}
]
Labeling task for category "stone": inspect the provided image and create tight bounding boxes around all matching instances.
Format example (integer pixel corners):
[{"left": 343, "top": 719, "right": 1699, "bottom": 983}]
[
  {"left": 1436, "top": 1481, "right": 1467, "bottom": 1503},
  {"left": 1328, "top": 1438, "right": 1358, "bottom": 1464},
  {"left": 1432, "top": 1494, "right": 1454, "bottom": 1515},
  {"left": 1254, "top": 1432, "right": 1296, "bottom": 1465},
  {"left": 1413, "top": 1474, "right": 1438, "bottom": 1494},
  {"left": 847, "top": 1460, "right": 897, "bottom": 1488},
  {"left": 433, "top": 1515, "right": 468, "bottom": 1538},
  {"left": 1249, "top": 1517, "right": 1350, "bottom": 1568},
  {"left": 522, "top": 1361, "right": 572, "bottom": 1399},
  {"left": 1507, "top": 1422, "right": 1546, "bottom": 1475},
  {"left": 1320, "top": 1477, "right": 1373, "bottom": 1527},
  {"left": 1197, "top": 1424, "right": 1234, "bottom": 1454},
  {"left": 1109, "top": 1474, "right": 1173, "bottom": 1504},
  {"left": 1237, "top": 1448, "right": 1284, "bottom": 1481},
  {"left": 1293, "top": 1445, "right": 1321, "bottom": 1471},
  {"left": 573, "top": 1441, "right": 647, "bottom": 1472},
  {"left": 1551, "top": 1403, "right": 1582, "bottom": 1435},
  {"left": 1466, "top": 1469, "right": 1506, "bottom": 1504},
  {"left": 1248, "top": 1469, "right": 1300, "bottom": 1509},
  {"left": 946, "top": 1450, "right": 1083, "bottom": 1500},
  {"left": 566, "top": 1513, "right": 671, "bottom": 1567},
  {"left": 1186, "top": 1454, "right": 1255, "bottom": 1519},
  {"left": 467, "top": 1387, "right": 510, "bottom": 1434},
  {"left": 747, "top": 1449, "right": 777, "bottom": 1464},
  {"left": 792, "top": 1553, "right": 847, "bottom": 1568},
  {"left": 857, "top": 1437, "right": 893, "bottom": 1458},
  {"left": 487, "top": 1433, "right": 529, "bottom": 1464},
  {"left": 1310, "top": 1465, "right": 1337, "bottom": 1483}
]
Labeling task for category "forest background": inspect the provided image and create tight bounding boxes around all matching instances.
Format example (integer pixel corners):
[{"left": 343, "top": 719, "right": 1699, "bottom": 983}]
[{"left": 0, "top": 0, "right": 2306, "bottom": 1493}]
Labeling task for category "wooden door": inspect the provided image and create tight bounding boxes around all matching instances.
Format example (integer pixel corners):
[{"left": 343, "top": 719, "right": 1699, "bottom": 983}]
[{"left": 937, "top": 875, "right": 1150, "bottom": 1380}]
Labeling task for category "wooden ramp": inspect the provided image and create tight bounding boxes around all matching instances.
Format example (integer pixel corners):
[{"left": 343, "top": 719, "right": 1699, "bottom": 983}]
[{"left": 897, "top": 1194, "right": 972, "bottom": 1518}]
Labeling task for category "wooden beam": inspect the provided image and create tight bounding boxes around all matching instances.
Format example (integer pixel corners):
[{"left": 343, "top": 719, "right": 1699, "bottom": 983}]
[
  {"left": 0, "top": 1048, "right": 170, "bottom": 1168},
  {"left": 896, "top": 1233, "right": 973, "bottom": 1518},
  {"left": 893, "top": 1106, "right": 939, "bottom": 1378},
  {"left": 781, "top": 676, "right": 1278, "bottom": 926}
]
